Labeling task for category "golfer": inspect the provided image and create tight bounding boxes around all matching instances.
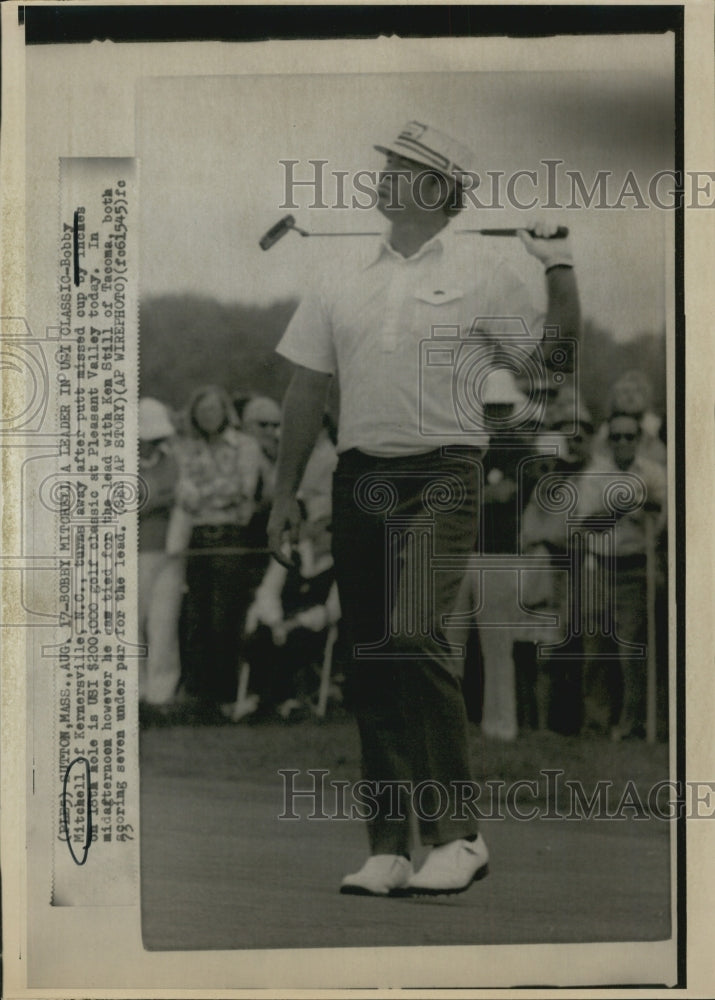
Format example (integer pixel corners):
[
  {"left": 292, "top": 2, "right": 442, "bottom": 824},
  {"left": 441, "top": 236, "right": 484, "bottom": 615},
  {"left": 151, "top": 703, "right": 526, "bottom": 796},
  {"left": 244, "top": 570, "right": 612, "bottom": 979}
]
[{"left": 268, "top": 121, "right": 581, "bottom": 896}]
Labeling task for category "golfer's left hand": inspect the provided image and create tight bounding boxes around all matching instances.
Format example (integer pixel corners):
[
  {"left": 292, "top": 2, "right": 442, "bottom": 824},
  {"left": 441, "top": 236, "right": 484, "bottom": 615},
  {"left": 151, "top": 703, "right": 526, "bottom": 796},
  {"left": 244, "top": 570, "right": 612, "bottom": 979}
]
[
  {"left": 296, "top": 606, "right": 328, "bottom": 633},
  {"left": 518, "top": 220, "right": 573, "bottom": 268},
  {"left": 267, "top": 495, "right": 302, "bottom": 568}
]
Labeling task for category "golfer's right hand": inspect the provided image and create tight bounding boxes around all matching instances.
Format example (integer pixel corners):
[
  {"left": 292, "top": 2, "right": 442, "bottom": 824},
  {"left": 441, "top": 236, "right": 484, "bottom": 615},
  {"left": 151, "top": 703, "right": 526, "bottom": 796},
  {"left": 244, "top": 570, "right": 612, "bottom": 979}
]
[{"left": 267, "top": 495, "right": 302, "bottom": 568}]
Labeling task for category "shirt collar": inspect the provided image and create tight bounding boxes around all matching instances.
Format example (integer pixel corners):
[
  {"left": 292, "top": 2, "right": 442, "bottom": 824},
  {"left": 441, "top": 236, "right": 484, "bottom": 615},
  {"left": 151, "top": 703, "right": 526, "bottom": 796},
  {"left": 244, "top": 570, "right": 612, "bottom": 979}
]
[{"left": 362, "top": 222, "right": 456, "bottom": 270}]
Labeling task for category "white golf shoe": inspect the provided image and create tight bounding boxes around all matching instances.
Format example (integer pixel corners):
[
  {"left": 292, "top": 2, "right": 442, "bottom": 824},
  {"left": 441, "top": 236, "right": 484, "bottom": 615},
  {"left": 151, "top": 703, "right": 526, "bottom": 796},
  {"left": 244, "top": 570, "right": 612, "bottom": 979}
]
[
  {"left": 340, "top": 854, "right": 413, "bottom": 896},
  {"left": 405, "top": 833, "right": 489, "bottom": 896}
]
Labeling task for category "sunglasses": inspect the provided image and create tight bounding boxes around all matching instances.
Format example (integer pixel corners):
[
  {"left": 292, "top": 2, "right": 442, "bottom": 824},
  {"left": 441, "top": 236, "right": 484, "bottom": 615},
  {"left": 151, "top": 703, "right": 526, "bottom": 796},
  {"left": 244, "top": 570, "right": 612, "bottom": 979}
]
[
  {"left": 256, "top": 420, "right": 281, "bottom": 429},
  {"left": 609, "top": 432, "right": 637, "bottom": 442}
]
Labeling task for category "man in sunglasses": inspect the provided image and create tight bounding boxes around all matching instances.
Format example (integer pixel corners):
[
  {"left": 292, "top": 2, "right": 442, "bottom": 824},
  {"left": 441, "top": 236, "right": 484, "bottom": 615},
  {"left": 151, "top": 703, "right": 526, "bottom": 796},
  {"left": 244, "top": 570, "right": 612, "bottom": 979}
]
[
  {"left": 575, "top": 410, "right": 667, "bottom": 739},
  {"left": 241, "top": 395, "right": 282, "bottom": 538},
  {"left": 242, "top": 396, "right": 282, "bottom": 467}
]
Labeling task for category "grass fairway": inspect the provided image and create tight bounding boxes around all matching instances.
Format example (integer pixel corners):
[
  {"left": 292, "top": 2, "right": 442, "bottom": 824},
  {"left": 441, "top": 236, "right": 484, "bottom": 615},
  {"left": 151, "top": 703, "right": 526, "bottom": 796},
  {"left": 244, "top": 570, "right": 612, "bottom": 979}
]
[{"left": 140, "top": 716, "right": 672, "bottom": 955}]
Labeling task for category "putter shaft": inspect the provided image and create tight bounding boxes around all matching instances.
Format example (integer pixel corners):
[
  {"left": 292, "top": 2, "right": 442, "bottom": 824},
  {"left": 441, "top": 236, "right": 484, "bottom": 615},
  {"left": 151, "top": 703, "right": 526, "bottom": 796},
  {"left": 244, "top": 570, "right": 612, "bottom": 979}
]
[{"left": 459, "top": 226, "right": 569, "bottom": 239}]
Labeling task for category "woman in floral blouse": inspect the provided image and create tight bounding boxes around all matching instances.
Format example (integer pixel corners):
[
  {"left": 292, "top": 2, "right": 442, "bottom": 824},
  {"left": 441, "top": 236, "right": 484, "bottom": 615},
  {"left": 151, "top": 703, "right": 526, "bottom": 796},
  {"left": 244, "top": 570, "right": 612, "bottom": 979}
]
[{"left": 175, "top": 385, "right": 262, "bottom": 713}]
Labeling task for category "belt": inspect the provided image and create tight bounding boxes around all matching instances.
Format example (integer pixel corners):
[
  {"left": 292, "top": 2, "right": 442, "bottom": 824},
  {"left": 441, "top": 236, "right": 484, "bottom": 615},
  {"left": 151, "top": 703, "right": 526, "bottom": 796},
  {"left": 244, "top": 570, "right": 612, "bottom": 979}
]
[{"left": 337, "top": 446, "right": 484, "bottom": 474}]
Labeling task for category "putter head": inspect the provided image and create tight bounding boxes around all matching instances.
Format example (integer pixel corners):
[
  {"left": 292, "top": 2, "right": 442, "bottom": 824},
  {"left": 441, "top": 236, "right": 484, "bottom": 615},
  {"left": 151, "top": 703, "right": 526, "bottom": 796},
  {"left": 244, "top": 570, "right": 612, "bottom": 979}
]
[{"left": 259, "top": 214, "right": 296, "bottom": 251}]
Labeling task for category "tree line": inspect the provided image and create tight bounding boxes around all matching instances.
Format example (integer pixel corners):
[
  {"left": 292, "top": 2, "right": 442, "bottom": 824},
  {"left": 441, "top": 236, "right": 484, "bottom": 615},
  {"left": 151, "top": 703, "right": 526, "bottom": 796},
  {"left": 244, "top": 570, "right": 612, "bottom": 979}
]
[{"left": 139, "top": 293, "right": 666, "bottom": 425}]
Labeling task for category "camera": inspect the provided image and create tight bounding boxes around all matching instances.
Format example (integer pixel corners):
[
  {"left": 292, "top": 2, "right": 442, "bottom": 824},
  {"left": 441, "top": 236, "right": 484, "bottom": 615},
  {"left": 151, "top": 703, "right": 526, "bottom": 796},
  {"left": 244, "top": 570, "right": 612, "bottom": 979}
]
[
  {"left": 0, "top": 316, "right": 55, "bottom": 435},
  {"left": 418, "top": 317, "right": 578, "bottom": 438}
]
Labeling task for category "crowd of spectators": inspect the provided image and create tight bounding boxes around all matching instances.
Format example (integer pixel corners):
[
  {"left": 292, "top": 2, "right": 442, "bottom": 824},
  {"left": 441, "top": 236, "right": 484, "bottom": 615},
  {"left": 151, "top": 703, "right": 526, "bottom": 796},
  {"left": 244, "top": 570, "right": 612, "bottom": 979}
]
[
  {"left": 138, "top": 366, "right": 668, "bottom": 741},
  {"left": 492, "top": 368, "right": 668, "bottom": 742},
  {"left": 138, "top": 387, "right": 339, "bottom": 724}
]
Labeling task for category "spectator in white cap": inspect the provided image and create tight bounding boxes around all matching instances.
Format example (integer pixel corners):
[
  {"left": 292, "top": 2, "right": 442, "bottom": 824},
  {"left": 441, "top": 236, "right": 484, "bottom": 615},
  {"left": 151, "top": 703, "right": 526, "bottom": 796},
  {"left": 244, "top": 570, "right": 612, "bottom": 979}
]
[
  {"left": 269, "top": 119, "right": 581, "bottom": 896},
  {"left": 138, "top": 397, "right": 184, "bottom": 716}
]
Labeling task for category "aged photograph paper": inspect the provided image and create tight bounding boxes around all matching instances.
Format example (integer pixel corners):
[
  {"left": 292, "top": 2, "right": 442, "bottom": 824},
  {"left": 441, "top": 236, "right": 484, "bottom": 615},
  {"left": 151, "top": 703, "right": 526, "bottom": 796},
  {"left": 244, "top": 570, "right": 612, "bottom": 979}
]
[{"left": 1, "top": 2, "right": 714, "bottom": 997}]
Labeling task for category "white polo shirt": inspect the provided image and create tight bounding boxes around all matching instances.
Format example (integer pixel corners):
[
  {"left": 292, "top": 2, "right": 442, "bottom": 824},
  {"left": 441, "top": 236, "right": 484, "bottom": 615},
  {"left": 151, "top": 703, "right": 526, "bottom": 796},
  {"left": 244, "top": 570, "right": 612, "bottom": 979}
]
[{"left": 277, "top": 226, "right": 544, "bottom": 456}]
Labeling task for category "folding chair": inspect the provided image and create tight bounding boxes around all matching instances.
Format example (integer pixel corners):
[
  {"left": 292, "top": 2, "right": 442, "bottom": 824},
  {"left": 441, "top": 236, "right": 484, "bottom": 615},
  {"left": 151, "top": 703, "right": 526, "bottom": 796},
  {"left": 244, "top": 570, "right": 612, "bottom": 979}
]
[{"left": 315, "top": 623, "right": 340, "bottom": 719}]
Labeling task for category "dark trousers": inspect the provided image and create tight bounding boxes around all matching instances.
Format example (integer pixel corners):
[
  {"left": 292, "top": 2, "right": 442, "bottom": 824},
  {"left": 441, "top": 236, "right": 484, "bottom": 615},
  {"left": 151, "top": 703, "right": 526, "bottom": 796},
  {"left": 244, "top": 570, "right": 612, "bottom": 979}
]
[
  {"left": 181, "top": 524, "right": 254, "bottom": 704},
  {"left": 582, "top": 561, "right": 647, "bottom": 735},
  {"left": 244, "top": 624, "right": 326, "bottom": 708},
  {"left": 332, "top": 448, "right": 481, "bottom": 854}
]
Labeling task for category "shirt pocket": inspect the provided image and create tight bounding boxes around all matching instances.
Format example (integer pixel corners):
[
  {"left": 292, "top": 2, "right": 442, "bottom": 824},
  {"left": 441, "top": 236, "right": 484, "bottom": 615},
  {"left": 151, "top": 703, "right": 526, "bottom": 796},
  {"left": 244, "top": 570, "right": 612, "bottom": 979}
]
[{"left": 412, "top": 286, "right": 467, "bottom": 343}]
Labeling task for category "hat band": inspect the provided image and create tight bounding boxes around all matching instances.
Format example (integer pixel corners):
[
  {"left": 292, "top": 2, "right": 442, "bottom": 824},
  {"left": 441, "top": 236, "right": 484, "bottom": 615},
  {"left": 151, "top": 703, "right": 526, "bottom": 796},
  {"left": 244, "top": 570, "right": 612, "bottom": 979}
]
[{"left": 393, "top": 134, "right": 461, "bottom": 175}]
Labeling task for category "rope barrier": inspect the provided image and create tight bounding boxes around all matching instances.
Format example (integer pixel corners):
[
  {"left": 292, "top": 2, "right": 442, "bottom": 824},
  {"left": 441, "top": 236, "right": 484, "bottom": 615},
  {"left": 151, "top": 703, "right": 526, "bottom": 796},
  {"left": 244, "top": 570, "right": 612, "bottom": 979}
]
[{"left": 168, "top": 546, "right": 273, "bottom": 557}]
